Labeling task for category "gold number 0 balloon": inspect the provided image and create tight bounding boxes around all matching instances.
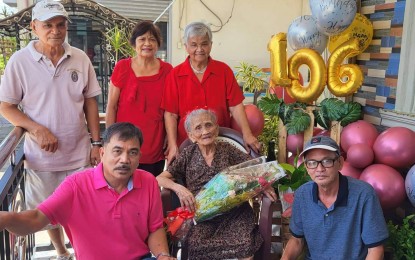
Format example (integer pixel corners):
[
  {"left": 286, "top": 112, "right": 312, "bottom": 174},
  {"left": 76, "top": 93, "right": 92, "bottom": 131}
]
[
  {"left": 327, "top": 38, "right": 363, "bottom": 96},
  {"left": 287, "top": 49, "right": 327, "bottom": 103},
  {"left": 268, "top": 33, "right": 291, "bottom": 87}
]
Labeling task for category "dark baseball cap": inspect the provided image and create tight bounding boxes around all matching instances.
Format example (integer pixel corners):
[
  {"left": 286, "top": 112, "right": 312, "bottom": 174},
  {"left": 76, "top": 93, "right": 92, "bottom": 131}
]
[{"left": 299, "top": 135, "right": 340, "bottom": 158}]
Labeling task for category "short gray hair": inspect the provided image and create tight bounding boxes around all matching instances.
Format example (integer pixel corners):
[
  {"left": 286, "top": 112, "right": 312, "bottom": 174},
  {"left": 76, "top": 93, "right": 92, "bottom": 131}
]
[
  {"left": 183, "top": 21, "right": 212, "bottom": 44},
  {"left": 184, "top": 108, "right": 217, "bottom": 132}
]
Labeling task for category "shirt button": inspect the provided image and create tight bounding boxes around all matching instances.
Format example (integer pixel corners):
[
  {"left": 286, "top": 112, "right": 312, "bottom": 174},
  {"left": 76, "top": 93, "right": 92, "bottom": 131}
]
[{"left": 325, "top": 214, "right": 328, "bottom": 217}]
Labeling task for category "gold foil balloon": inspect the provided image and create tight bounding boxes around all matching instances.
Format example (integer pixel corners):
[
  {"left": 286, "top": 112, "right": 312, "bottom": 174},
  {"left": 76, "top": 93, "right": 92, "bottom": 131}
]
[
  {"left": 286, "top": 49, "right": 326, "bottom": 103},
  {"left": 328, "top": 13, "right": 374, "bottom": 54},
  {"left": 327, "top": 38, "right": 363, "bottom": 97},
  {"left": 268, "top": 33, "right": 291, "bottom": 87}
]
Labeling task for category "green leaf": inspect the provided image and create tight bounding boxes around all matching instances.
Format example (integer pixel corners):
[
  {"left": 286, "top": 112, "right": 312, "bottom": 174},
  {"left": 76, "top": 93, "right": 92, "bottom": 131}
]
[
  {"left": 320, "top": 98, "right": 346, "bottom": 121},
  {"left": 257, "top": 96, "right": 282, "bottom": 116},
  {"left": 339, "top": 102, "right": 362, "bottom": 126},
  {"left": 285, "top": 110, "right": 311, "bottom": 135},
  {"left": 314, "top": 106, "right": 330, "bottom": 130}
]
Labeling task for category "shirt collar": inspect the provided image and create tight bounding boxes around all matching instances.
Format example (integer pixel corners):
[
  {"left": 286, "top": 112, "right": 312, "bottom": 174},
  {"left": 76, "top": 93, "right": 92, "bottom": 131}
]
[
  {"left": 28, "top": 40, "right": 72, "bottom": 62},
  {"left": 178, "top": 56, "right": 216, "bottom": 76},
  {"left": 312, "top": 173, "right": 348, "bottom": 207},
  {"left": 93, "top": 163, "right": 141, "bottom": 191}
]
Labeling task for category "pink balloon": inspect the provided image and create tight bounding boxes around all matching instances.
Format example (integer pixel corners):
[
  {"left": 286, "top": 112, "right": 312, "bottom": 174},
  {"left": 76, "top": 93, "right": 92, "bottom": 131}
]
[
  {"left": 287, "top": 154, "right": 304, "bottom": 167},
  {"left": 231, "top": 104, "right": 265, "bottom": 137},
  {"left": 341, "top": 161, "right": 362, "bottom": 179},
  {"left": 287, "top": 133, "right": 304, "bottom": 154},
  {"left": 319, "top": 130, "right": 331, "bottom": 137},
  {"left": 373, "top": 127, "right": 415, "bottom": 168},
  {"left": 360, "top": 164, "right": 406, "bottom": 210},
  {"left": 340, "top": 120, "right": 379, "bottom": 152},
  {"left": 347, "top": 143, "right": 374, "bottom": 169},
  {"left": 313, "top": 127, "right": 324, "bottom": 136}
]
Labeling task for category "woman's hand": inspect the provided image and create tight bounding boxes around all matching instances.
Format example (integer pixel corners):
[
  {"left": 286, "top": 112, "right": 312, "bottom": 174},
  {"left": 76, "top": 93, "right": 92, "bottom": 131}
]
[
  {"left": 174, "top": 184, "right": 196, "bottom": 212},
  {"left": 262, "top": 186, "right": 277, "bottom": 202},
  {"left": 243, "top": 133, "right": 262, "bottom": 154}
]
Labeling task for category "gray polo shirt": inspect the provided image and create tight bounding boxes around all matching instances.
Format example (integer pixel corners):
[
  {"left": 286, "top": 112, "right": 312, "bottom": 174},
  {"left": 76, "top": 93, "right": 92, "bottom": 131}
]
[
  {"left": 290, "top": 174, "right": 389, "bottom": 260},
  {"left": 0, "top": 41, "right": 101, "bottom": 171}
]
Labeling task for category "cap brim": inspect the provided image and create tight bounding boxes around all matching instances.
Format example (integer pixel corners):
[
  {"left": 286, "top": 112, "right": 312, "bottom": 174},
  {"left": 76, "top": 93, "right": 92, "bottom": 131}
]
[
  {"left": 33, "top": 13, "right": 71, "bottom": 23},
  {"left": 299, "top": 145, "right": 338, "bottom": 158}
]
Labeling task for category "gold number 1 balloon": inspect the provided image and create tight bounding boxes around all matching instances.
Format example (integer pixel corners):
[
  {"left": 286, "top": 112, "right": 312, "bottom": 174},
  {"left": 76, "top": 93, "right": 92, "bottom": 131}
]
[
  {"left": 268, "top": 33, "right": 291, "bottom": 87},
  {"left": 327, "top": 38, "right": 363, "bottom": 96}
]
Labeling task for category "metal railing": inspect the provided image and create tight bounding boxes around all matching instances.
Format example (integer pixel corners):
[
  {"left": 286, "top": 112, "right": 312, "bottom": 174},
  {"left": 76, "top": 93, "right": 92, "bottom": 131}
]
[{"left": 0, "top": 127, "right": 34, "bottom": 260}]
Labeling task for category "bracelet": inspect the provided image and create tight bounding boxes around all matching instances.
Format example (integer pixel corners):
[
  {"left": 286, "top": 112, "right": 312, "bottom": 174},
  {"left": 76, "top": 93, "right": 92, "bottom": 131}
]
[
  {"left": 156, "top": 252, "right": 170, "bottom": 259},
  {"left": 91, "top": 141, "right": 102, "bottom": 147}
]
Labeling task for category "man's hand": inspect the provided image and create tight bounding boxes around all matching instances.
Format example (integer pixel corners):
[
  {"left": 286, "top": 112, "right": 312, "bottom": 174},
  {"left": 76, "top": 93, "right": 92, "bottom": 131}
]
[
  {"left": 90, "top": 146, "right": 101, "bottom": 166},
  {"left": 30, "top": 125, "right": 58, "bottom": 153},
  {"left": 164, "top": 144, "right": 178, "bottom": 166}
]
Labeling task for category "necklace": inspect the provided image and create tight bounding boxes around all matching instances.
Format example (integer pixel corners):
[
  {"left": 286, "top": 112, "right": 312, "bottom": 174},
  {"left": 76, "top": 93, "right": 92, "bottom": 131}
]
[{"left": 190, "top": 62, "right": 207, "bottom": 74}]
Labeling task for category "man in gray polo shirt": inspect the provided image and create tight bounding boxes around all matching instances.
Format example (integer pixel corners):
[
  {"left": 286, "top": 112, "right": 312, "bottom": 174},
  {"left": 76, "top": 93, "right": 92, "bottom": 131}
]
[
  {"left": 281, "top": 135, "right": 388, "bottom": 260},
  {"left": 0, "top": 1, "right": 101, "bottom": 259}
]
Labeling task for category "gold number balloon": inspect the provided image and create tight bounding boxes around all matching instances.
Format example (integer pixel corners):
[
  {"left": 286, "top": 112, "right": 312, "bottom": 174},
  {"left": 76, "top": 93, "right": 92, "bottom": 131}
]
[
  {"left": 327, "top": 38, "right": 363, "bottom": 96},
  {"left": 286, "top": 49, "right": 327, "bottom": 103},
  {"left": 328, "top": 13, "right": 374, "bottom": 54},
  {"left": 268, "top": 33, "right": 291, "bottom": 87}
]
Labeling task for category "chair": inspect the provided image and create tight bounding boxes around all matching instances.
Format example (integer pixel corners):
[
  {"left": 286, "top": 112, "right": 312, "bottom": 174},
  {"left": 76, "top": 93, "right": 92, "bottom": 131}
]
[{"left": 161, "top": 127, "right": 284, "bottom": 259}]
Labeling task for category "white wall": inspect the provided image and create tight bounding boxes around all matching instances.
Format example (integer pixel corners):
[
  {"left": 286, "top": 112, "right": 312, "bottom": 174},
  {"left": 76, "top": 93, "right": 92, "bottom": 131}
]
[{"left": 170, "top": 0, "right": 310, "bottom": 69}]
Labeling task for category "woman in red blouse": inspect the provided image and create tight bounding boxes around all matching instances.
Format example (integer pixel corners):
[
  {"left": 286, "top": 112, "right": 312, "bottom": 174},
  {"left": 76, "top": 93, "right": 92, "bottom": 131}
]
[
  {"left": 106, "top": 21, "right": 173, "bottom": 176},
  {"left": 161, "top": 22, "right": 261, "bottom": 165}
]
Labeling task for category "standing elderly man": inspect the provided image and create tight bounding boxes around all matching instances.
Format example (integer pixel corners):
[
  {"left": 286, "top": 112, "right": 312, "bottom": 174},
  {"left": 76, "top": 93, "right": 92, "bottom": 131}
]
[
  {"left": 0, "top": 122, "right": 176, "bottom": 260},
  {"left": 281, "top": 136, "right": 388, "bottom": 260},
  {"left": 0, "top": 0, "right": 101, "bottom": 259}
]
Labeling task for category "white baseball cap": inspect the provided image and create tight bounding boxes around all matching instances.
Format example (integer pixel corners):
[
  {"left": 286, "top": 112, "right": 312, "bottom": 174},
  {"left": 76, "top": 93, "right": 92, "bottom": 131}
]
[{"left": 32, "top": 0, "right": 71, "bottom": 22}]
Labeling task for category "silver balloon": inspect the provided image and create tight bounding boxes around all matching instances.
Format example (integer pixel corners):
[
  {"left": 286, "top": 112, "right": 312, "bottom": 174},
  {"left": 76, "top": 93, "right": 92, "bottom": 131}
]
[
  {"left": 310, "top": 0, "right": 357, "bottom": 36},
  {"left": 287, "top": 15, "right": 328, "bottom": 54}
]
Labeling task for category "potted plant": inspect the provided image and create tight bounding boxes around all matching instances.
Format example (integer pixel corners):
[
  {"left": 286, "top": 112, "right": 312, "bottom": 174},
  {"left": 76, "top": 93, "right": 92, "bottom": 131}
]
[{"left": 386, "top": 214, "right": 415, "bottom": 259}]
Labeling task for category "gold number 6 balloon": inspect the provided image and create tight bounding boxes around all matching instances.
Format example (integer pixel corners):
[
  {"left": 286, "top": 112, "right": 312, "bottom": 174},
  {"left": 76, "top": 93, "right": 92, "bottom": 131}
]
[{"left": 327, "top": 38, "right": 363, "bottom": 97}]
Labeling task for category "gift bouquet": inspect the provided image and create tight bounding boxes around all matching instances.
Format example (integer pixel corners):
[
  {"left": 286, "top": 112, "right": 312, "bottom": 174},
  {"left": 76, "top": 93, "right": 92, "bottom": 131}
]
[{"left": 165, "top": 156, "right": 286, "bottom": 240}]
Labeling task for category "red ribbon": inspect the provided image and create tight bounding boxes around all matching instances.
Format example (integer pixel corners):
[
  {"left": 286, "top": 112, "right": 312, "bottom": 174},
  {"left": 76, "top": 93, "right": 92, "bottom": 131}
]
[{"left": 165, "top": 207, "right": 195, "bottom": 235}]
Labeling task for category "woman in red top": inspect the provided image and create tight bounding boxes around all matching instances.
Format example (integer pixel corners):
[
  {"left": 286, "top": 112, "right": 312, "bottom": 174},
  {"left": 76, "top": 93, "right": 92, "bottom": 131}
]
[
  {"left": 106, "top": 21, "right": 173, "bottom": 176},
  {"left": 161, "top": 21, "right": 261, "bottom": 165}
]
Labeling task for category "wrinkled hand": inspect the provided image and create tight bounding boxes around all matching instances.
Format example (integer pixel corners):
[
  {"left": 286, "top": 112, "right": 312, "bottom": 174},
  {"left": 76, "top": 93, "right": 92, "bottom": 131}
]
[
  {"left": 243, "top": 134, "right": 261, "bottom": 154},
  {"left": 174, "top": 184, "right": 196, "bottom": 212},
  {"left": 90, "top": 146, "right": 101, "bottom": 166},
  {"left": 262, "top": 186, "right": 277, "bottom": 202},
  {"left": 164, "top": 144, "right": 178, "bottom": 166},
  {"left": 31, "top": 126, "right": 58, "bottom": 153}
]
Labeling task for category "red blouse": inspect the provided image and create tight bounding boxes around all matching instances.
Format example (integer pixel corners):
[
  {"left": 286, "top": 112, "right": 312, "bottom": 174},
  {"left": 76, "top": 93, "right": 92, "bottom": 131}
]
[
  {"left": 111, "top": 58, "right": 173, "bottom": 163},
  {"left": 161, "top": 57, "right": 244, "bottom": 145}
]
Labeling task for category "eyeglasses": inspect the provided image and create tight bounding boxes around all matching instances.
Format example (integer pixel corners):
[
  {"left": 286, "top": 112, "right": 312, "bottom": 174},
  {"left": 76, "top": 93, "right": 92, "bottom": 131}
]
[{"left": 305, "top": 158, "right": 338, "bottom": 169}]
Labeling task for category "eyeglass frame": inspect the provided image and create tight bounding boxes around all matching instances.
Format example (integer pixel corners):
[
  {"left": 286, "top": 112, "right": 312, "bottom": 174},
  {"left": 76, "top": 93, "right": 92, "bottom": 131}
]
[{"left": 304, "top": 157, "right": 339, "bottom": 169}]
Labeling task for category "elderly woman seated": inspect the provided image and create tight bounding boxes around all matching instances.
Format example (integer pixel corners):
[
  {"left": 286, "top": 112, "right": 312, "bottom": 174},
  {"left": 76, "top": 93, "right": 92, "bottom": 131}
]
[{"left": 156, "top": 108, "right": 276, "bottom": 260}]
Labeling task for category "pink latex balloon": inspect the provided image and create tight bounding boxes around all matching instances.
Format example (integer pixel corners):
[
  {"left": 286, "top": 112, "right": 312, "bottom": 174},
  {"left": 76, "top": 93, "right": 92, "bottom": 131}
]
[
  {"left": 287, "top": 133, "right": 304, "bottom": 154},
  {"left": 347, "top": 143, "right": 374, "bottom": 169},
  {"left": 373, "top": 127, "right": 415, "bottom": 168},
  {"left": 360, "top": 164, "right": 406, "bottom": 209},
  {"left": 340, "top": 120, "right": 379, "bottom": 152},
  {"left": 231, "top": 104, "right": 265, "bottom": 137},
  {"left": 287, "top": 154, "right": 304, "bottom": 167},
  {"left": 313, "top": 127, "right": 324, "bottom": 136},
  {"left": 341, "top": 161, "right": 363, "bottom": 179}
]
